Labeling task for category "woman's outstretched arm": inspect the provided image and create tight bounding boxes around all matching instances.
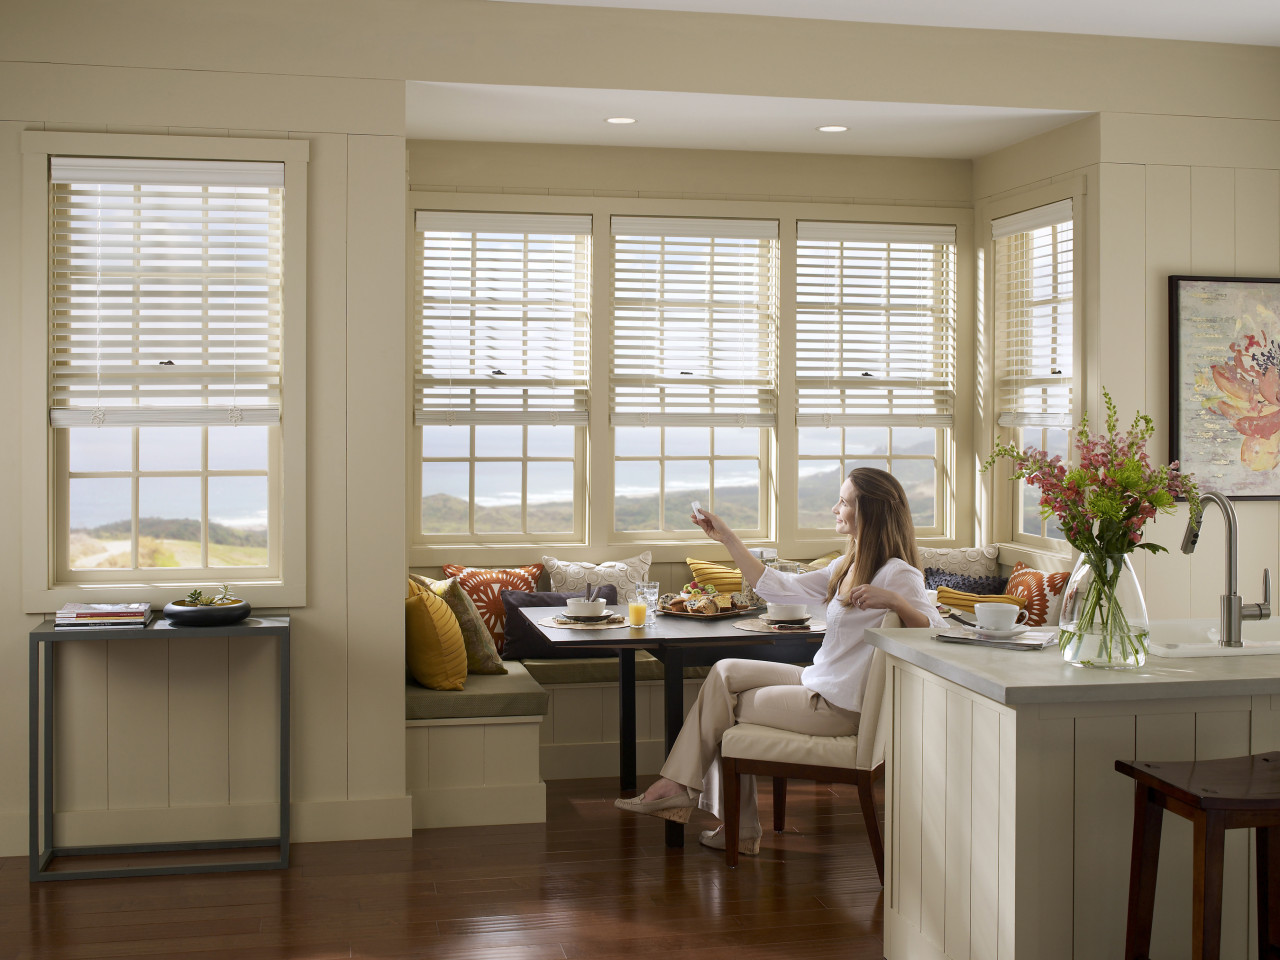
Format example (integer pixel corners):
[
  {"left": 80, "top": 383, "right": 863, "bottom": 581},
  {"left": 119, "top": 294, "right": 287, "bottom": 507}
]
[{"left": 689, "top": 508, "right": 768, "bottom": 588}]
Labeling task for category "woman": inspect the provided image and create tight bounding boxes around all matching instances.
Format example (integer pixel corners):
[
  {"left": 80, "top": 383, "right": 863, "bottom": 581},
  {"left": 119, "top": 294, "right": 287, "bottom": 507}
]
[{"left": 615, "top": 467, "right": 945, "bottom": 852}]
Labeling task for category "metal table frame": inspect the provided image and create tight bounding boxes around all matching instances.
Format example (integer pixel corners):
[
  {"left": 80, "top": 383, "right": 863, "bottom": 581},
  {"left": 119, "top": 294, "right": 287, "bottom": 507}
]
[
  {"left": 521, "top": 606, "right": 822, "bottom": 847},
  {"left": 29, "top": 615, "right": 291, "bottom": 881}
]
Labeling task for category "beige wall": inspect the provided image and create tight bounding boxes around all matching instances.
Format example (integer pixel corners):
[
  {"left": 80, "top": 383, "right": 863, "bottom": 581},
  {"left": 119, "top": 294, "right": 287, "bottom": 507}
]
[{"left": 2, "top": 0, "right": 1279, "bottom": 856}]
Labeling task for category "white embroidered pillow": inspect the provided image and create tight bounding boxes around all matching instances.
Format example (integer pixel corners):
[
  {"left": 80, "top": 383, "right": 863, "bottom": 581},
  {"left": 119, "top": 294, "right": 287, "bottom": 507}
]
[
  {"left": 543, "top": 552, "right": 652, "bottom": 595},
  {"left": 917, "top": 546, "right": 999, "bottom": 578}
]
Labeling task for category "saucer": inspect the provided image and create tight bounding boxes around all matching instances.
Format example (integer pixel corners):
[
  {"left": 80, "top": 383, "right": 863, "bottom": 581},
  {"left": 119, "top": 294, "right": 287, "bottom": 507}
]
[
  {"left": 761, "top": 615, "right": 811, "bottom": 626},
  {"left": 973, "top": 624, "right": 1029, "bottom": 640}
]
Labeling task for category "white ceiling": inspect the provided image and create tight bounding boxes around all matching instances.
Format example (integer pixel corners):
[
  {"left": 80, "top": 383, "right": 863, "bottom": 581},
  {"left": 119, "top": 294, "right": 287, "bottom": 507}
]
[
  {"left": 490, "top": 0, "right": 1280, "bottom": 46},
  {"left": 405, "top": 83, "right": 1089, "bottom": 159},
  {"left": 408, "top": 0, "right": 1278, "bottom": 159}
]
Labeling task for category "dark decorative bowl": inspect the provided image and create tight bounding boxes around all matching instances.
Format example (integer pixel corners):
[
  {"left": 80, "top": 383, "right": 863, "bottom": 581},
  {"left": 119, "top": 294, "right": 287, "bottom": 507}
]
[{"left": 163, "top": 599, "right": 252, "bottom": 626}]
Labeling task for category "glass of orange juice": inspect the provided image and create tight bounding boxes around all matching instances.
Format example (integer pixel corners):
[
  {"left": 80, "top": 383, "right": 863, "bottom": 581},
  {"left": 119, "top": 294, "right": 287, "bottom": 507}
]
[{"left": 628, "top": 593, "right": 647, "bottom": 627}]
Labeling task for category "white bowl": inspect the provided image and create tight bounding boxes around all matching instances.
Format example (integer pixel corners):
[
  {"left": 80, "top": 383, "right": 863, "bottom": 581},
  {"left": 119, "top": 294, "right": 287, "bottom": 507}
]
[
  {"left": 765, "top": 602, "right": 807, "bottom": 620},
  {"left": 565, "top": 597, "right": 607, "bottom": 617}
]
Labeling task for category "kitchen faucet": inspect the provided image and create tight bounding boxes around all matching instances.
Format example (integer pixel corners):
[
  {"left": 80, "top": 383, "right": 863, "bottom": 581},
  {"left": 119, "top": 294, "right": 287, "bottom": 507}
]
[{"left": 1180, "top": 490, "right": 1271, "bottom": 647}]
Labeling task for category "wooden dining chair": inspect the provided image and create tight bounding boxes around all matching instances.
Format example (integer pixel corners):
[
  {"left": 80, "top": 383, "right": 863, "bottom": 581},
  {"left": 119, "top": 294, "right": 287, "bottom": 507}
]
[{"left": 718, "top": 613, "right": 896, "bottom": 877}]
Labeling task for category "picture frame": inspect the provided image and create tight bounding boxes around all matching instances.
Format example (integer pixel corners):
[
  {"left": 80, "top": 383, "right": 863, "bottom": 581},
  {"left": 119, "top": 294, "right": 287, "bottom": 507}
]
[{"left": 1169, "top": 275, "right": 1280, "bottom": 499}]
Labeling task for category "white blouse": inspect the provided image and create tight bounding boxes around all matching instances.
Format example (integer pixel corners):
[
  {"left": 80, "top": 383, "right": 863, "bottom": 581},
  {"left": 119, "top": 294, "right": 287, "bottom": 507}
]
[{"left": 754, "top": 556, "right": 946, "bottom": 713}]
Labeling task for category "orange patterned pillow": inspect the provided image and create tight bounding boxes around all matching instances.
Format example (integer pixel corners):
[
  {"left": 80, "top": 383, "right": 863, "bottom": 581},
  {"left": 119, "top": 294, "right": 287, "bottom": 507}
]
[
  {"left": 442, "top": 564, "right": 543, "bottom": 653},
  {"left": 1004, "top": 562, "right": 1071, "bottom": 626}
]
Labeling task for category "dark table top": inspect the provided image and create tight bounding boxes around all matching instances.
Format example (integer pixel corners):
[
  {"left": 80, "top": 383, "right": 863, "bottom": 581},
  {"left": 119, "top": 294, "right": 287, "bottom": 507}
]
[{"left": 520, "top": 605, "right": 824, "bottom": 652}]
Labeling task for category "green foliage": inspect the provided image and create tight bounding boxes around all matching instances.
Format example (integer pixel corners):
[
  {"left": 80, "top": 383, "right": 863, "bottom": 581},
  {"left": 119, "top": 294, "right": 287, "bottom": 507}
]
[{"left": 86, "top": 517, "right": 267, "bottom": 549}]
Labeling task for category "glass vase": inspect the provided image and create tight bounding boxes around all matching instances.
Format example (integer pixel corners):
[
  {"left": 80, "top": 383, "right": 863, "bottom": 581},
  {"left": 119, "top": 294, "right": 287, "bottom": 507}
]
[{"left": 1057, "top": 553, "right": 1149, "bottom": 669}]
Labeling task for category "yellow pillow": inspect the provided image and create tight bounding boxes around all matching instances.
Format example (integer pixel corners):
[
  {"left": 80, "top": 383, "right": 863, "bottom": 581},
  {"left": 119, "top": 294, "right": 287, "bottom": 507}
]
[
  {"left": 935, "top": 586, "right": 1027, "bottom": 615},
  {"left": 405, "top": 592, "right": 467, "bottom": 691},
  {"left": 806, "top": 550, "right": 843, "bottom": 571},
  {"left": 685, "top": 558, "right": 743, "bottom": 595}
]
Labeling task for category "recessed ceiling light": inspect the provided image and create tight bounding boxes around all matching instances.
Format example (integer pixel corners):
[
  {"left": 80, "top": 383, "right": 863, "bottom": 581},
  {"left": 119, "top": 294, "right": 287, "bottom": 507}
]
[
  {"left": 605, "top": 117, "right": 637, "bottom": 124},
  {"left": 817, "top": 125, "right": 849, "bottom": 133}
]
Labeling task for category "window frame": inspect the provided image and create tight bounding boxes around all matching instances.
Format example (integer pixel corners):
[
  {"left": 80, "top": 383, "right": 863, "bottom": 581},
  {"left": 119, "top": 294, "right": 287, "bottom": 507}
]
[
  {"left": 21, "top": 131, "right": 309, "bottom": 611},
  {"left": 406, "top": 192, "right": 972, "bottom": 569},
  {"left": 983, "top": 181, "right": 1084, "bottom": 561}
]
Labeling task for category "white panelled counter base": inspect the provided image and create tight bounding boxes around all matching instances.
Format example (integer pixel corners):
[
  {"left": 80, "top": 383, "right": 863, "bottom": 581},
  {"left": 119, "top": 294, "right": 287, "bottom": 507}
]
[{"left": 864, "top": 627, "right": 1280, "bottom": 960}]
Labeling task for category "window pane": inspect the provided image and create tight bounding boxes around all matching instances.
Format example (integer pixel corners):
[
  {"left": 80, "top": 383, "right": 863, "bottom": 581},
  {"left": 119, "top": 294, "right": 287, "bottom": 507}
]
[
  {"left": 68, "top": 427, "right": 131, "bottom": 472},
  {"left": 846, "top": 428, "right": 889, "bottom": 455},
  {"left": 422, "top": 462, "right": 469, "bottom": 535},
  {"left": 892, "top": 427, "right": 935, "bottom": 455},
  {"left": 665, "top": 427, "right": 710, "bottom": 457},
  {"left": 475, "top": 425, "right": 522, "bottom": 459},
  {"left": 209, "top": 477, "right": 269, "bottom": 566},
  {"left": 140, "top": 427, "right": 201, "bottom": 471},
  {"left": 528, "top": 461, "right": 574, "bottom": 533},
  {"left": 895, "top": 460, "right": 936, "bottom": 528},
  {"left": 1022, "top": 482, "right": 1041, "bottom": 537},
  {"left": 799, "top": 463, "right": 841, "bottom": 527},
  {"left": 69, "top": 478, "right": 131, "bottom": 569},
  {"left": 475, "top": 462, "right": 522, "bottom": 534},
  {"left": 846, "top": 458, "right": 889, "bottom": 476},
  {"left": 1045, "top": 427, "right": 1070, "bottom": 459},
  {"left": 713, "top": 427, "right": 760, "bottom": 456},
  {"left": 139, "top": 477, "right": 201, "bottom": 568},
  {"left": 527, "top": 425, "right": 574, "bottom": 458},
  {"left": 615, "top": 460, "right": 659, "bottom": 532},
  {"left": 663, "top": 458, "right": 709, "bottom": 532},
  {"left": 616, "top": 426, "right": 660, "bottom": 457},
  {"left": 798, "top": 427, "right": 840, "bottom": 456},
  {"left": 423, "top": 425, "right": 471, "bottom": 458},
  {"left": 209, "top": 425, "right": 269, "bottom": 471},
  {"left": 713, "top": 460, "right": 759, "bottom": 529}
]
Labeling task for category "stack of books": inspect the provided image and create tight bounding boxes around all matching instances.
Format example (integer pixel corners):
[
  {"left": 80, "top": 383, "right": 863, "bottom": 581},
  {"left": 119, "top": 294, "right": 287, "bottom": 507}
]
[{"left": 54, "top": 602, "right": 152, "bottom": 629}]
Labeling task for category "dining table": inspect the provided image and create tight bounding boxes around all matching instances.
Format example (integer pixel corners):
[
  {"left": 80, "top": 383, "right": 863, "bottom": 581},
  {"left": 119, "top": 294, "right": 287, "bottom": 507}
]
[{"left": 518, "top": 604, "right": 825, "bottom": 847}]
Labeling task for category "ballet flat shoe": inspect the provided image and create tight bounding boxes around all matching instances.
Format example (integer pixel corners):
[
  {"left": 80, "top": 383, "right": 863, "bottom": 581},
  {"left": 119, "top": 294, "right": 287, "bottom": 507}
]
[
  {"left": 699, "top": 825, "right": 761, "bottom": 855},
  {"left": 614, "top": 791, "right": 696, "bottom": 823}
]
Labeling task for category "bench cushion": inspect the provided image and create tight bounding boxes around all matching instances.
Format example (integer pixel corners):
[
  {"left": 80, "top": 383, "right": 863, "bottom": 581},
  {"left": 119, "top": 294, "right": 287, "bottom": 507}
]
[
  {"left": 406, "top": 661, "right": 549, "bottom": 721},
  {"left": 722, "top": 721, "right": 859, "bottom": 768}
]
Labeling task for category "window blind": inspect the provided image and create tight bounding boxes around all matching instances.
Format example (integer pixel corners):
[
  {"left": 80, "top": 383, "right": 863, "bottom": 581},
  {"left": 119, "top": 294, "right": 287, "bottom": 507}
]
[
  {"left": 49, "top": 156, "right": 284, "bottom": 428},
  {"left": 610, "top": 216, "right": 778, "bottom": 428},
  {"left": 415, "top": 211, "right": 592, "bottom": 426},
  {"left": 794, "top": 221, "right": 956, "bottom": 428},
  {"left": 993, "top": 201, "right": 1073, "bottom": 427}
]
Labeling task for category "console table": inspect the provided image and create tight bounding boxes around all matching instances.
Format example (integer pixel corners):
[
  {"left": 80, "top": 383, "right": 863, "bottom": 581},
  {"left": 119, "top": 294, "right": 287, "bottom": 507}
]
[{"left": 29, "top": 615, "right": 291, "bottom": 881}]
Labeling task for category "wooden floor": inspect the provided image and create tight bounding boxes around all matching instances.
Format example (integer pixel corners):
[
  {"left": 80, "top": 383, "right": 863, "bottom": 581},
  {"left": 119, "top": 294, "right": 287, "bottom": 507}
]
[{"left": 2, "top": 777, "right": 886, "bottom": 960}]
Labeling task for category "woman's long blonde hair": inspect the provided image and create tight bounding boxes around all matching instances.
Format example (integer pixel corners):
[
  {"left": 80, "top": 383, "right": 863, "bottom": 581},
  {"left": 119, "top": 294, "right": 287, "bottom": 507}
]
[{"left": 824, "top": 467, "right": 922, "bottom": 605}]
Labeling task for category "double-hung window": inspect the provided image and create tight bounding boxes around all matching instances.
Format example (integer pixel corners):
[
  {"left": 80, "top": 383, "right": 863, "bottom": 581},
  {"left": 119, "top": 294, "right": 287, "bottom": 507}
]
[
  {"left": 794, "top": 222, "right": 956, "bottom": 535},
  {"left": 992, "top": 199, "right": 1074, "bottom": 543},
  {"left": 414, "top": 212, "right": 591, "bottom": 543},
  {"left": 46, "top": 152, "right": 298, "bottom": 584},
  {"left": 610, "top": 217, "right": 778, "bottom": 537}
]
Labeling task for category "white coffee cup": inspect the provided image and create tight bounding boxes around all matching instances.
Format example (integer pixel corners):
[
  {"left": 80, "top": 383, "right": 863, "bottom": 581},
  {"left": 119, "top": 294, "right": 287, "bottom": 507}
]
[{"left": 973, "top": 602, "right": 1029, "bottom": 632}]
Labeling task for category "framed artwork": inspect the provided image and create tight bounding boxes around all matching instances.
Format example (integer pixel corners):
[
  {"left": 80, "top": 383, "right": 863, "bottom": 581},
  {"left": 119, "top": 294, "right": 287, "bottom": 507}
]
[{"left": 1169, "top": 275, "right": 1280, "bottom": 499}]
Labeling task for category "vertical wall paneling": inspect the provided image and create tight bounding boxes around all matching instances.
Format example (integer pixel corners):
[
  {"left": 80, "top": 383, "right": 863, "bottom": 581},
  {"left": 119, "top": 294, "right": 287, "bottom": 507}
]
[
  {"left": 344, "top": 132, "right": 409, "bottom": 805},
  {"left": 970, "top": 702, "right": 1000, "bottom": 960},
  {"left": 1136, "top": 710, "right": 1195, "bottom": 958},
  {"left": 920, "top": 678, "right": 947, "bottom": 947},
  {"left": 1073, "top": 714, "right": 1136, "bottom": 960},
  {"left": 898, "top": 670, "right": 924, "bottom": 929},
  {"left": 292, "top": 131, "right": 352, "bottom": 805},
  {"left": 944, "top": 691, "right": 973, "bottom": 960},
  {"left": 105, "top": 638, "right": 170, "bottom": 808},
  {"left": 228, "top": 635, "right": 280, "bottom": 804},
  {"left": 1233, "top": 168, "right": 1280, "bottom": 275},
  {"left": 997, "top": 711, "right": 1017, "bottom": 960},
  {"left": 167, "top": 636, "right": 229, "bottom": 806},
  {"left": 1036, "top": 716, "right": 1075, "bottom": 960},
  {"left": 53, "top": 639, "right": 108, "bottom": 813},
  {"left": 1196, "top": 706, "right": 1253, "bottom": 959}
]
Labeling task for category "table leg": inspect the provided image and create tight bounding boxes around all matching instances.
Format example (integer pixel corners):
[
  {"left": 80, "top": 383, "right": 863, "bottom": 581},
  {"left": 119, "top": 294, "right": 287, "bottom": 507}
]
[
  {"left": 618, "top": 648, "right": 636, "bottom": 792},
  {"left": 662, "top": 645, "right": 685, "bottom": 848}
]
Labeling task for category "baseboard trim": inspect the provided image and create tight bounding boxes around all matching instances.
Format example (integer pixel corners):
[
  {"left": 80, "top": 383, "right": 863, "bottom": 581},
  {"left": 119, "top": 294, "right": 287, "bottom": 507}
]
[
  {"left": 0, "top": 809, "right": 27, "bottom": 858},
  {"left": 292, "top": 796, "right": 413, "bottom": 842},
  {"left": 411, "top": 783, "right": 545, "bottom": 829}
]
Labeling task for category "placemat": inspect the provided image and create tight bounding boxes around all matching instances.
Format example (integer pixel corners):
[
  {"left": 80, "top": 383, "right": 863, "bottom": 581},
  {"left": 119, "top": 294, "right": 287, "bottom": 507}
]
[
  {"left": 733, "top": 618, "right": 826, "bottom": 635},
  {"left": 538, "top": 615, "right": 630, "bottom": 631}
]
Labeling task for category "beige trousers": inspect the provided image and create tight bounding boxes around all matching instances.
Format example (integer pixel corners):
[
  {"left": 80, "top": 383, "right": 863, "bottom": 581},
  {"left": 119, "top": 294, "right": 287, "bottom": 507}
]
[{"left": 658, "top": 658, "right": 860, "bottom": 835}]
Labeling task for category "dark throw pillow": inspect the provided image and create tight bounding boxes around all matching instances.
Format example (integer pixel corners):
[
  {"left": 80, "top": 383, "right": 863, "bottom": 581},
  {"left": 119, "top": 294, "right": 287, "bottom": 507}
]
[
  {"left": 924, "top": 568, "right": 1009, "bottom": 595},
  {"left": 499, "top": 586, "right": 620, "bottom": 661}
]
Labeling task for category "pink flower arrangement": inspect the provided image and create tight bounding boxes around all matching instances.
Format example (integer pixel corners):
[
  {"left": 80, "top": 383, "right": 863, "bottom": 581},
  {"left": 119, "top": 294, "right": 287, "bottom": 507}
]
[{"left": 983, "top": 390, "right": 1201, "bottom": 560}]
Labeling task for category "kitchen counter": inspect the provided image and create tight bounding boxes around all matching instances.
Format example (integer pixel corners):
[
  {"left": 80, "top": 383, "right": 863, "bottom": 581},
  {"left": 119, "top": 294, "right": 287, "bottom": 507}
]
[{"left": 864, "top": 626, "right": 1280, "bottom": 960}]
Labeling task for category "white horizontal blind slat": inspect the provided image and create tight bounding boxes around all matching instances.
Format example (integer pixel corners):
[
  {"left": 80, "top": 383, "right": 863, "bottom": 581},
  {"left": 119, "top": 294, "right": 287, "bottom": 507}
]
[
  {"left": 610, "top": 219, "right": 778, "bottom": 428},
  {"left": 49, "top": 164, "right": 284, "bottom": 428},
  {"left": 795, "top": 224, "right": 956, "bottom": 427},
  {"left": 416, "top": 214, "right": 591, "bottom": 426},
  {"left": 994, "top": 208, "right": 1073, "bottom": 428}
]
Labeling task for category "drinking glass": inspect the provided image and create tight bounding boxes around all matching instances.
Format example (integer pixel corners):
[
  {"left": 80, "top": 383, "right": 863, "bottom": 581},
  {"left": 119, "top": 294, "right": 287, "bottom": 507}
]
[
  {"left": 639, "top": 580, "right": 660, "bottom": 625},
  {"left": 627, "top": 592, "right": 647, "bottom": 627}
]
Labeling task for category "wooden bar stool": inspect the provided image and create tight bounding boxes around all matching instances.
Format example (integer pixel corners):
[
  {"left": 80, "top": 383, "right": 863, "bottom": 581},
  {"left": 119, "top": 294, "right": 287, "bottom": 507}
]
[{"left": 1115, "top": 752, "right": 1280, "bottom": 960}]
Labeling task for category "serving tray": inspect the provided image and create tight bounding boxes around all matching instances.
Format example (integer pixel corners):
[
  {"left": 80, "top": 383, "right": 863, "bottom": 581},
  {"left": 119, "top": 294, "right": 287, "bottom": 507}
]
[{"left": 657, "top": 606, "right": 762, "bottom": 620}]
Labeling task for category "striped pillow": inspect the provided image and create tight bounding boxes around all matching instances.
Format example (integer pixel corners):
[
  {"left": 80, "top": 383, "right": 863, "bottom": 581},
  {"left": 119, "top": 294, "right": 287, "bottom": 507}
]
[{"left": 685, "top": 558, "right": 743, "bottom": 595}]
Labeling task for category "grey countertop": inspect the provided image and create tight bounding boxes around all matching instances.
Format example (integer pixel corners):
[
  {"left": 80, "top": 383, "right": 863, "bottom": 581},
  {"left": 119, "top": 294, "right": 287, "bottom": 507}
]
[{"left": 864, "top": 627, "right": 1280, "bottom": 705}]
